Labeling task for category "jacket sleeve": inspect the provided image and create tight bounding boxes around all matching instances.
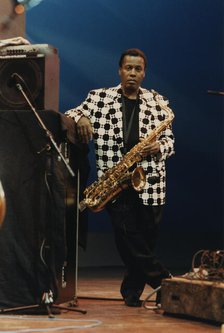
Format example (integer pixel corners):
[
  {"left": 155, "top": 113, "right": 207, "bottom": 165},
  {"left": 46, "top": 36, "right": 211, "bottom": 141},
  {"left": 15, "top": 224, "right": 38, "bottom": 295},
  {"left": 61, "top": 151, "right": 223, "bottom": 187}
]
[
  {"left": 65, "top": 90, "right": 96, "bottom": 123},
  {"left": 155, "top": 95, "right": 175, "bottom": 162},
  {"left": 158, "top": 123, "right": 175, "bottom": 161}
]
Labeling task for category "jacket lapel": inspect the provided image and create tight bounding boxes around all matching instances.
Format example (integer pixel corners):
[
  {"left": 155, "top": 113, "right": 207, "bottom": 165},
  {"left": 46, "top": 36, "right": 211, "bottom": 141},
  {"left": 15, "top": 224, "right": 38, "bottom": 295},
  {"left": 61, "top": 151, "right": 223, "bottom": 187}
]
[
  {"left": 108, "top": 95, "right": 124, "bottom": 152},
  {"left": 139, "top": 93, "right": 157, "bottom": 137}
]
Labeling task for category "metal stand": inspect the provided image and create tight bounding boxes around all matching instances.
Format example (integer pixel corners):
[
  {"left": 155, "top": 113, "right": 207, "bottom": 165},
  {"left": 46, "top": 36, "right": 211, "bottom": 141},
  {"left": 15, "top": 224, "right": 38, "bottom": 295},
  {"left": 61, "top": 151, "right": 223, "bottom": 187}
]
[
  {"left": 58, "top": 140, "right": 87, "bottom": 311},
  {"left": 0, "top": 291, "right": 86, "bottom": 318},
  {"left": 66, "top": 169, "right": 81, "bottom": 308}
]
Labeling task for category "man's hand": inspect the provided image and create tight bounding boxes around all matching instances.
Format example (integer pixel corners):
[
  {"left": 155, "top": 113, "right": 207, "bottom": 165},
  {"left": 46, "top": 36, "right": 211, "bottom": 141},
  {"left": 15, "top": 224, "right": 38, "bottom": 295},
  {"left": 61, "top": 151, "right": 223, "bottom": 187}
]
[
  {"left": 77, "top": 116, "right": 93, "bottom": 143},
  {"left": 139, "top": 138, "right": 160, "bottom": 157}
]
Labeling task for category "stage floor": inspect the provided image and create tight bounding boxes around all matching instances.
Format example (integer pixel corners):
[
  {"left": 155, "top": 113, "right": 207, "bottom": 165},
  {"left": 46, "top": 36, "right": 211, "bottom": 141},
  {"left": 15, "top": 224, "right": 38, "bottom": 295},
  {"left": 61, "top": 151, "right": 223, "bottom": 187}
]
[{"left": 0, "top": 267, "right": 222, "bottom": 333}]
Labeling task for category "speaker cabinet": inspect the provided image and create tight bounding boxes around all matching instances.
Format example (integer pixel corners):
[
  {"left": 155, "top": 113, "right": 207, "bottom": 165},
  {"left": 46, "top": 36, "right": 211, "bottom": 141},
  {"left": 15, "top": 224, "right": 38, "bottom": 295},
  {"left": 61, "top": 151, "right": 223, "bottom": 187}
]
[
  {"left": 0, "top": 44, "right": 59, "bottom": 112},
  {"left": 0, "top": 110, "right": 65, "bottom": 307}
]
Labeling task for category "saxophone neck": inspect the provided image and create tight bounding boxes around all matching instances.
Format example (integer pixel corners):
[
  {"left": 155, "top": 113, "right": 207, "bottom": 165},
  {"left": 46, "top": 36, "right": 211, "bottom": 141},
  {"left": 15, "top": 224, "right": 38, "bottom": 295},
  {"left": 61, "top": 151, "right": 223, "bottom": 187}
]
[{"left": 152, "top": 89, "right": 174, "bottom": 123}]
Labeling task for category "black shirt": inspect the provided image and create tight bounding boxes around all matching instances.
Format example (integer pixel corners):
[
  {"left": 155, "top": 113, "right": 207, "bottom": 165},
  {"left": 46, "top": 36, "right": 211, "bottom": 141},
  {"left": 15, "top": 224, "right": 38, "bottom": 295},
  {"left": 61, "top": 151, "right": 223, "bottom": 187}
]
[{"left": 122, "top": 96, "right": 139, "bottom": 153}]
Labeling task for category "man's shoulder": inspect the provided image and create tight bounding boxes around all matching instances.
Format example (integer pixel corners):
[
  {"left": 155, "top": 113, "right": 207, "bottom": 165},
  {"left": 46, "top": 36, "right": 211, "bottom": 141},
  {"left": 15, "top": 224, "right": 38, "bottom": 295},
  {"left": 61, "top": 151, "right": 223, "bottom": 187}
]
[
  {"left": 140, "top": 88, "right": 168, "bottom": 103},
  {"left": 88, "top": 85, "right": 121, "bottom": 98}
]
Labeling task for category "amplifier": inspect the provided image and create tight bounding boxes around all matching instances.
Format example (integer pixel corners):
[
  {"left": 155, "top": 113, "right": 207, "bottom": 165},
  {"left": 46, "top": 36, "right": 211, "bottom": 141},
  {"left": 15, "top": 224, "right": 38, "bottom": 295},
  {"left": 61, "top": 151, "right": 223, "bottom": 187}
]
[
  {"left": 0, "top": 44, "right": 59, "bottom": 112},
  {"left": 0, "top": 43, "right": 52, "bottom": 57},
  {"left": 161, "top": 276, "right": 224, "bottom": 323}
]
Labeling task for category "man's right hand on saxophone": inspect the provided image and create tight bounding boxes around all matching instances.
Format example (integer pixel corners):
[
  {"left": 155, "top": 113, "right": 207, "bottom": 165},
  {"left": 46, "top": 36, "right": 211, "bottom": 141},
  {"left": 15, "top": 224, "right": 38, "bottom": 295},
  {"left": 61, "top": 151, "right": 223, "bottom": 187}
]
[{"left": 139, "top": 138, "right": 160, "bottom": 157}]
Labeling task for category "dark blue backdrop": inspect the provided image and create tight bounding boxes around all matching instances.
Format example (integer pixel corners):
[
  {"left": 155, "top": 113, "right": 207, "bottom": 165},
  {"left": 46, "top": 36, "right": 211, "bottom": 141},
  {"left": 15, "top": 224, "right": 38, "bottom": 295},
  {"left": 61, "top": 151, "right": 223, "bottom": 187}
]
[{"left": 26, "top": 0, "right": 223, "bottom": 268}]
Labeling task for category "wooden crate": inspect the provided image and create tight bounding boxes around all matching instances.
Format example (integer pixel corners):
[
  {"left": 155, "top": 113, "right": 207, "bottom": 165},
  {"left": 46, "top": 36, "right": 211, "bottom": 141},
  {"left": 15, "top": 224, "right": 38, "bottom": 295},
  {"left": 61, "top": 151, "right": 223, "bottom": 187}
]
[{"left": 161, "top": 276, "right": 224, "bottom": 323}]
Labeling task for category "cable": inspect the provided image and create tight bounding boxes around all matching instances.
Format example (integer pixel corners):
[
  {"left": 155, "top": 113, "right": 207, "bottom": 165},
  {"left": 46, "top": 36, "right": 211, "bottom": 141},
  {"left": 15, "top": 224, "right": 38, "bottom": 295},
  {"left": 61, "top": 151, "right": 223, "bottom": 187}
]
[
  {"left": 0, "top": 316, "right": 102, "bottom": 332},
  {"left": 142, "top": 286, "right": 161, "bottom": 310}
]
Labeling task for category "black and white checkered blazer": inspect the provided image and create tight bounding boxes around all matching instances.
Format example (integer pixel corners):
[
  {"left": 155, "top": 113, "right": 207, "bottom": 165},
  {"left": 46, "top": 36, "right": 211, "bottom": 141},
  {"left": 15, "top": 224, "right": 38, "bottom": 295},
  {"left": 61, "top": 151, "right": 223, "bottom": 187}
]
[{"left": 66, "top": 84, "right": 175, "bottom": 206}]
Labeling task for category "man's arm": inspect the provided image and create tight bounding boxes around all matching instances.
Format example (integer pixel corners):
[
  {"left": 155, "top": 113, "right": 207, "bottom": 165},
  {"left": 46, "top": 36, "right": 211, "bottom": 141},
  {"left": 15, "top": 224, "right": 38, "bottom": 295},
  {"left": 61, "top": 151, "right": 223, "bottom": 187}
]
[{"left": 65, "top": 92, "right": 95, "bottom": 144}]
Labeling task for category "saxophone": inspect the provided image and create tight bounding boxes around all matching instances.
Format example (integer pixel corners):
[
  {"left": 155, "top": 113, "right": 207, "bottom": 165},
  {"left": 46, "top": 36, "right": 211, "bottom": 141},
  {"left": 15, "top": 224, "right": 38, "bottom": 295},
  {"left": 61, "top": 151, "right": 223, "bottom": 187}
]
[{"left": 79, "top": 90, "right": 174, "bottom": 212}]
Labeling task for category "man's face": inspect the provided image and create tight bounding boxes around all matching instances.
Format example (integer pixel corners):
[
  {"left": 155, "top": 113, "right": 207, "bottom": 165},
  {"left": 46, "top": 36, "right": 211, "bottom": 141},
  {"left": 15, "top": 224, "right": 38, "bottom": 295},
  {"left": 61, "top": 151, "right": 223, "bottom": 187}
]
[{"left": 119, "top": 55, "right": 146, "bottom": 94}]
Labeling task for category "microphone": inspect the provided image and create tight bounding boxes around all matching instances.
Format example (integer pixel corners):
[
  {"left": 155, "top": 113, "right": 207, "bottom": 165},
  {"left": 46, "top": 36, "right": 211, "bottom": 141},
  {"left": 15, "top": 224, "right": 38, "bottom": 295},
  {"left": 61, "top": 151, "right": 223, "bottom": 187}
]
[
  {"left": 11, "top": 72, "right": 25, "bottom": 86},
  {"left": 207, "top": 90, "right": 224, "bottom": 96},
  {"left": 8, "top": 72, "right": 35, "bottom": 107},
  {"left": 8, "top": 72, "right": 28, "bottom": 93}
]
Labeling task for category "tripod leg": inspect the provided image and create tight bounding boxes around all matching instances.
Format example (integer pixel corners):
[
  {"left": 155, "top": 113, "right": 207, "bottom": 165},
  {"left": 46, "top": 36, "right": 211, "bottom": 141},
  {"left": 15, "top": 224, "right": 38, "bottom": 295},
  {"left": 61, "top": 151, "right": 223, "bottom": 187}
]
[
  {"left": 0, "top": 304, "right": 39, "bottom": 314},
  {"left": 52, "top": 304, "right": 87, "bottom": 314}
]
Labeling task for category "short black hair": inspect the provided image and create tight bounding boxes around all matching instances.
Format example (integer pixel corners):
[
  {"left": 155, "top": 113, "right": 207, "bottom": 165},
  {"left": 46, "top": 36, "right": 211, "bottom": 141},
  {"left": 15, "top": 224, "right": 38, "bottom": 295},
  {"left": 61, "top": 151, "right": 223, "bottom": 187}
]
[{"left": 119, "top": 48, "right": 147, "bottom": 69}]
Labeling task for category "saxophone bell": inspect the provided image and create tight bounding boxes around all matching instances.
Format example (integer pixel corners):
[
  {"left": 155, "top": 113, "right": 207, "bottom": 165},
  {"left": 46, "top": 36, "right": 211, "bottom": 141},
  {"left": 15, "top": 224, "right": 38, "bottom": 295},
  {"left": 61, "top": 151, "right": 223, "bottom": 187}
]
[
  {"left": 131, "top": 166, "right": 146, "bottom": 192},
  {"left": 115, "top": 166, "right": 146, "bottom": 192}
]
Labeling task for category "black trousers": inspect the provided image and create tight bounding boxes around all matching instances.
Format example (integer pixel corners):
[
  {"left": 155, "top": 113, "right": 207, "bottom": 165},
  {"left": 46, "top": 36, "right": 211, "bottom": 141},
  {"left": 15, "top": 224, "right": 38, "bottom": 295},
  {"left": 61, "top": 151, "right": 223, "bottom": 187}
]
[{"left": 106, "top": 189, "right": 170, "bottom": 299}]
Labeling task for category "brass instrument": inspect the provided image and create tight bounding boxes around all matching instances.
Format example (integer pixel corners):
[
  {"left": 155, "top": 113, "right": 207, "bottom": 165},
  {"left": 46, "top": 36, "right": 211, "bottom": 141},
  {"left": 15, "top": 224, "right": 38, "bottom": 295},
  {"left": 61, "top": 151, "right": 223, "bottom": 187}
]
[
  {"left": 0, "top": 181, "right": 6, "bottom": 227},
  {"left": 79, "top": 91, "right": 174, "bottom": 212}
]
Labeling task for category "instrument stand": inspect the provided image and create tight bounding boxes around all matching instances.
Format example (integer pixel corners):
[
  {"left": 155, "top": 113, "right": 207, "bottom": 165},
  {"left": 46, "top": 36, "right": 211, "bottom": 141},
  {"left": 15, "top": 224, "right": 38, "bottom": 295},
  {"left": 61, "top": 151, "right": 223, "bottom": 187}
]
[
  {"left": 65, "top": 169, "right": 81, "bottom": 309},
  {"left": 0, "top": 75, "right": 87, "bottom": 317}
]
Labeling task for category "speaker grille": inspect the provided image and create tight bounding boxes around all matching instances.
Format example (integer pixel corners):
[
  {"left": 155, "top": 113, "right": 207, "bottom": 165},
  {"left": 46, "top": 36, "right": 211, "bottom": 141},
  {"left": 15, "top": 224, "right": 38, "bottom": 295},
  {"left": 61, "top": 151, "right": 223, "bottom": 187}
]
[{"left": 0, "top": 56, "right": 45, "bottom": 110}]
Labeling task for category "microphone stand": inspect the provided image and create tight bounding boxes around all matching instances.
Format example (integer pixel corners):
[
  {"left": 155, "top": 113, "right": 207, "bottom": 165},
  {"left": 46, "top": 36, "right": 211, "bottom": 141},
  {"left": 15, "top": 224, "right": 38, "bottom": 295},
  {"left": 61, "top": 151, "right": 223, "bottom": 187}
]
[
  {"left": 207, "top": 90, "right": 224, "bottom": 96},
  {"left": 0, "top": 81, "right": 87, "bottom": 317},
  {"left": 15, "top": 83, "right": 75, "bottom": 178}
]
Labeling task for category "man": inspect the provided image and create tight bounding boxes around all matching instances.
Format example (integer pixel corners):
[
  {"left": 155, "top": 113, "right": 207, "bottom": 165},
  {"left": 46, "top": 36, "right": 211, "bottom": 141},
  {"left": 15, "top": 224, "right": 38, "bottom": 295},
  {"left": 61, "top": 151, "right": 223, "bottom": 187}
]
[{"left": 66, "top": 48, "right": 175, "bottom": 307}]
